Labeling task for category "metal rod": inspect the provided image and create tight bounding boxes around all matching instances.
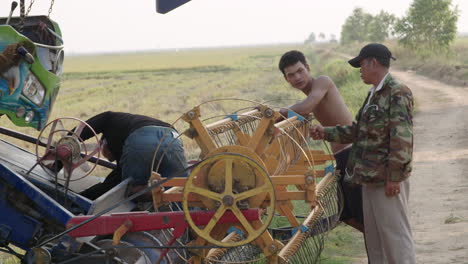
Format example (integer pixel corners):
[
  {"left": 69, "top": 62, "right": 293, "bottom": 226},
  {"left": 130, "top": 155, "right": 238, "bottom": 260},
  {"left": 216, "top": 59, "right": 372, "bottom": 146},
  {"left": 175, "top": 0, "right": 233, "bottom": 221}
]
[
  {"left": 6, "top": 1, "right": 18, "bottom": 25},
  {"left": 46, "top": 27, "right": 64, "bottom": 44},
  {"left": 0, "top": 126, "right": 116, "bottom": 169},
  {"left": 33, "top": 42, "right": 64, "bottom": 50},
  {"left": 205, "top": 109, "right": 259, "bottom": 130}
]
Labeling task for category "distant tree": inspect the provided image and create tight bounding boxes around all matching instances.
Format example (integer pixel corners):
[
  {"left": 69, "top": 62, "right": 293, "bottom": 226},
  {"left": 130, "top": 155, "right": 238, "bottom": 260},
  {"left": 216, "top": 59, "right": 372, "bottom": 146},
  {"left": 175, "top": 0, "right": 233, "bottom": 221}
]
[
  {"left": 304, "top": 32, "right": 316, "bottom": 44},
  {"left": 340, "top": 8, "right": 373, "bottom": 44},
  {"left": 330, "top": 34, "right": 338, "bottom": 43},
  {"left": 319, "top": 32, "right": 326, "bottom": 40},
  {"left": 368, "top": 11, "right": 396, "bottom": 42},
  {"left": 395, "top": 0, "right": 459, "bottom": 54},
  {"left": 340, "top": 8, "right": 397, "bottom": 44}
]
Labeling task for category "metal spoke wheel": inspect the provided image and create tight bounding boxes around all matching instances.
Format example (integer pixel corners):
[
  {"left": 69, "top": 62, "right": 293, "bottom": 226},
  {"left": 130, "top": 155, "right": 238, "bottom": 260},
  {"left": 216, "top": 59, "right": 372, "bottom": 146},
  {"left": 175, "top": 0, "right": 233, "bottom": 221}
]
[
  {"left": 35, "top": 117, "right": 100, "bottom": 181},
  {"left": 183, "top": 153, "right": 275, "bottom": 247}
]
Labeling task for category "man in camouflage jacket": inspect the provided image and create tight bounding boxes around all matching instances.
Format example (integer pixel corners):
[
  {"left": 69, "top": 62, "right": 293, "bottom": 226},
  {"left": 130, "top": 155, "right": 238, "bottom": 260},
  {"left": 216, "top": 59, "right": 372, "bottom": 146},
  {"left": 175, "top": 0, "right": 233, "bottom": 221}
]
[{"left": 311, "top": 43, "right": 416, "bottom": 264}]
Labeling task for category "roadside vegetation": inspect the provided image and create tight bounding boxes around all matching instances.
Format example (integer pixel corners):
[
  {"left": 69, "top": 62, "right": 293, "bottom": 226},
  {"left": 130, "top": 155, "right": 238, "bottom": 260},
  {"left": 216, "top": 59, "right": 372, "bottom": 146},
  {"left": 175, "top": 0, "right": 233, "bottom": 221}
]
[
  {"left": 311, "top": 0, "right": 467, "bottom": 87},
  {"left": 332, "top": 36, "right": 468, "bottom": 87},
  {"left": 388, "top": 37, "right": 468, "bottom": 86}
]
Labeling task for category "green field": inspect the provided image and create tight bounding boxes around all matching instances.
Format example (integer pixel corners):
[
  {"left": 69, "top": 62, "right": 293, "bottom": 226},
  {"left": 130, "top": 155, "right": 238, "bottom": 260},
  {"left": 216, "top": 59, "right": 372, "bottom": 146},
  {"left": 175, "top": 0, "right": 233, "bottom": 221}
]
[{"left": 0, "top": 44, "right": 369, "bottom": 263}]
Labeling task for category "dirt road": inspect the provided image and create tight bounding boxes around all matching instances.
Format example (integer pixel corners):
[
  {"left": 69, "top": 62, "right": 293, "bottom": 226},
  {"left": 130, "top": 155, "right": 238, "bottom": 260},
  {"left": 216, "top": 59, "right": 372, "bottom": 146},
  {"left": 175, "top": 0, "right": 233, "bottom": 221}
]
[{"left": 391, "top": 70, "right": 468, "bottom": 264}]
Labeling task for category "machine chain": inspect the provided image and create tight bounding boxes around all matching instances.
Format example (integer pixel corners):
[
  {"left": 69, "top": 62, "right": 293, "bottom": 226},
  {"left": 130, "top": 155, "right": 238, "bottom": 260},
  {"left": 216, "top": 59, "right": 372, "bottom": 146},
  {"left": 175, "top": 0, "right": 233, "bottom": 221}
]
[
  {"left": 19, "top": 0, "right": 34, "bottom": 32},
  {"left": 47, "top": 0, "right": 55, "bottom": 17},
  {"left": 24, "top": 0, "right": 35, "bottom": 17},
  {"left": 19, "top": 0, "right": 25, "bottom": 32}
]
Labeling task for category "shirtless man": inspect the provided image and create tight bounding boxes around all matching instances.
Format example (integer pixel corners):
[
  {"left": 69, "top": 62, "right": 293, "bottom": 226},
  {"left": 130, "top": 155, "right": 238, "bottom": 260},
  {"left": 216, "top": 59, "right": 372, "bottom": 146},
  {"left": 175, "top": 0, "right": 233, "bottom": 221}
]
[{"left": 278, "top": 50, "right": 364, "bottom": 232}]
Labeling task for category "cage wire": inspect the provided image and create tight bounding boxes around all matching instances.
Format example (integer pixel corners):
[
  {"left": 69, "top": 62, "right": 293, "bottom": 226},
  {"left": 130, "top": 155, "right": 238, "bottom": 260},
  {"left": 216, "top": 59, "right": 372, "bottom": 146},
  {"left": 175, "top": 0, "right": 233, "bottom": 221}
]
[{"left": 148, "top": 101, "right": 343, "bottom": 264}]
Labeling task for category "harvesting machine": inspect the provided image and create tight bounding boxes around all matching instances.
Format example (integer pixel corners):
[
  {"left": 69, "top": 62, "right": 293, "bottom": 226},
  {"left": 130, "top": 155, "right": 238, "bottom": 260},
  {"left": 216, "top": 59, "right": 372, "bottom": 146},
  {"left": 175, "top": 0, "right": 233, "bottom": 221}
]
[{"left": 0, "top": 1, "right": 343, "bottom": 263}]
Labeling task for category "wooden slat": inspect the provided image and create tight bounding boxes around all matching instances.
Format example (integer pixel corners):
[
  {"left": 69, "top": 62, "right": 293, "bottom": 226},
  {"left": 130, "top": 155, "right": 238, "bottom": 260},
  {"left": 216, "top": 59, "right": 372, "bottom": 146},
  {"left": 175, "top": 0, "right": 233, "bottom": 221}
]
[
  {"left": 162, "top": 190, "right": 306, "bottom": 203},
  {"left": 274, "top": 116, "right": 298, "bottom": 129},
  {"left": 277, "top": 201, "right": 300, "bottom": 228},
  {"left": 205, "top": 118, "right": 232, "bottom": 130},
  {"left": 282, "top": 170, "right": 325, "bottom": 177},
  {"left": 159, "top": 174, "right": 326, "bottom": 190},
  {"left": 276, "top": 191, "right": 305, "bottom": 201},
  {"left": 164, "top": 186, "right": 183, "bottom": 194},
  {"left": 190, "top": 118, "right": 217, "bottom": 155},
  {"left": 271, "top": 175, "right": 305, "bottom": 185},
  {"left": 159, "top": 177, "right": 187, "bottom": 187},
  {"left": 233, "top": 123, "right": 250, "bottom": 146},
  {"left": 306, "top": 149, "right": 327, "bottom": 155},
  {"left": 248, "top": 117, "right": 275, "bottom": 155}
]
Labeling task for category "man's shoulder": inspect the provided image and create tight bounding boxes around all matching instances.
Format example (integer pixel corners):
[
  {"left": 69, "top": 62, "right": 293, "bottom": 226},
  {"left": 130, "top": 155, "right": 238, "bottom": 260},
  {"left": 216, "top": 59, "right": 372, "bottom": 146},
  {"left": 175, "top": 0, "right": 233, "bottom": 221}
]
[
  {"left": 386, "top": 74, "right": 412, "bottom": 95},
  {"left": 315, "top": 75, "right": 334, "bottom": 83},
  {"left": 313, "top": 75, "right": 336, "bottom": 89}
]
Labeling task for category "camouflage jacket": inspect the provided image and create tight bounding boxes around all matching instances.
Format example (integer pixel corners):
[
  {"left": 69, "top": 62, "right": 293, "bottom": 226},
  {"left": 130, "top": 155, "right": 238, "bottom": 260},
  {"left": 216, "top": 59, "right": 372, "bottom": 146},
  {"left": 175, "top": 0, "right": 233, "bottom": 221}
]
[{"left": 324, "top": 74, "right": 413, "bottom": 185}]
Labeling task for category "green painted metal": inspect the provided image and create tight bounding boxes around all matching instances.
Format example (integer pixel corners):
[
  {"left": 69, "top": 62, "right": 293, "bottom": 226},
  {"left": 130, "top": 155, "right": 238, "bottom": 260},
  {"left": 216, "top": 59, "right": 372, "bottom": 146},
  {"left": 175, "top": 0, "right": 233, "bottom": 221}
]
[{"left": 0, "top": 17, "right": 63, "bottom": 130}]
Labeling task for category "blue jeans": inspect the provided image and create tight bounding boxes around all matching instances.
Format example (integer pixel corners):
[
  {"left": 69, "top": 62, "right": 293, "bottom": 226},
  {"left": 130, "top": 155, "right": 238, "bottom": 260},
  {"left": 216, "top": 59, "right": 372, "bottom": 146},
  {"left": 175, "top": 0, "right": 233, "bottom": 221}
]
[{"left": 120, "top": 126, "right": 188, "bottom": 185}]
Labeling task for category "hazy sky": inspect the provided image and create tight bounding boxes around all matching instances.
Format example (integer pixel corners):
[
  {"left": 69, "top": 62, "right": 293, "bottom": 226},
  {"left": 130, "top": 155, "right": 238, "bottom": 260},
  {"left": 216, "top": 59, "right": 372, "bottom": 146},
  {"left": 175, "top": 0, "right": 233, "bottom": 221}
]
[{"left": 1, "top": 0, "right": 467, "bottom": 53}]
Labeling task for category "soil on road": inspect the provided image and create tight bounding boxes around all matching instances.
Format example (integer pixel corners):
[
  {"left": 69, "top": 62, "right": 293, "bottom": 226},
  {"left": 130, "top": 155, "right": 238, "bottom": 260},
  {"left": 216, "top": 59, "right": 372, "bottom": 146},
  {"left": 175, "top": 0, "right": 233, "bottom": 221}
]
[{"left": 392, "top": 70, "right": 468, "bottom": 264}]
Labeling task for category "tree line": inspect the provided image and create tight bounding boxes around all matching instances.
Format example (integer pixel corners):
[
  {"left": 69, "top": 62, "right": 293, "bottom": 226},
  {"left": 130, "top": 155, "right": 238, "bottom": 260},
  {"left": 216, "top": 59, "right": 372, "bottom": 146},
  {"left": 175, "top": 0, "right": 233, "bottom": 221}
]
[{"left": 307, "top": 0, "right": 459, "bottom": 55}]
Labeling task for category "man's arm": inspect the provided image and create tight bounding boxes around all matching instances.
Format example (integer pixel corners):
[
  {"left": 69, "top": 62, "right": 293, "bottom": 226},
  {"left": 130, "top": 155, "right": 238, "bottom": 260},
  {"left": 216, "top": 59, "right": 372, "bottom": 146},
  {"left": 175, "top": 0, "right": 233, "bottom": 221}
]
[
  {"left": 387, "top": 86, "right": 413, "bottom": 182},
  {"left": 310, "top": 123, "right": 357, "bottom": 144},
  {"left": 323, "top": 123, "right": 357, "bottom": 144},
  {"left": 285, "top": 76, "right": 331, "bottom": 116}
]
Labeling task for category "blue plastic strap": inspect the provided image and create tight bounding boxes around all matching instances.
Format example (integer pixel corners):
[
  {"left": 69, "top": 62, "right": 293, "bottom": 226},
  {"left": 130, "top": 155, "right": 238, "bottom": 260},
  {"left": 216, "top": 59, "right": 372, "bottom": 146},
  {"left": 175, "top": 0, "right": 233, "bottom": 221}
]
[
  {"left": 325, "top": 164, "right": 335, "bottom": 176},
  {"left": 226, "top": 114, "right": 239, "bottom": 121},
  {"left": 291, "top": 225, "right": 309, "bottom": 236},
  {"left": 227, "top": 226, "right": 244, "bottom": 236},
  {"left": 287, "top": 110, "right": 305, "bottom": 121}
]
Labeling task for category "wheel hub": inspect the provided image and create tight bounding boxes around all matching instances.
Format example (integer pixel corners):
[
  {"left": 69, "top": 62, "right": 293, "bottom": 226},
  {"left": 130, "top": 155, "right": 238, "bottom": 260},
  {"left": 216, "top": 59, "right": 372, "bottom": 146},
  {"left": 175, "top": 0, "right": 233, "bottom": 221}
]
[{"left": 222, "top": 195, "right": 234, "bottom": 206}]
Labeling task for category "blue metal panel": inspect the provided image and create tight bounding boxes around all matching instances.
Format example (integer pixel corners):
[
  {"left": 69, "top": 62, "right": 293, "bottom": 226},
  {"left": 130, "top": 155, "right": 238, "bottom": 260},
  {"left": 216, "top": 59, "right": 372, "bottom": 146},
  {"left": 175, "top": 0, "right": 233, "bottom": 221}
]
[
  {"left": 26, "top": 175, "right": 93, "bottom": 213},
  {"left": 0, "top": 138, "right": 93, "bottom": 213},
  {"left": 0, "top": 195, "right": 41, "bottom": 250},
  {"left": 0, "top": 163, "right": 73, "bottom": 228}
]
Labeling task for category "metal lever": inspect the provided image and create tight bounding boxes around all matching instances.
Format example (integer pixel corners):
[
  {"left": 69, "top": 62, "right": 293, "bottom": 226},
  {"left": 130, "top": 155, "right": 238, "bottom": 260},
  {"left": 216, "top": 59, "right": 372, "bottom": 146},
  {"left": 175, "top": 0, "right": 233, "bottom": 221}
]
[
  {"left": 6, "top": 1, "right": 18, "bottom": 25},
  {"left": 17, "top": 46, "right": 35, "bottom": 64}
]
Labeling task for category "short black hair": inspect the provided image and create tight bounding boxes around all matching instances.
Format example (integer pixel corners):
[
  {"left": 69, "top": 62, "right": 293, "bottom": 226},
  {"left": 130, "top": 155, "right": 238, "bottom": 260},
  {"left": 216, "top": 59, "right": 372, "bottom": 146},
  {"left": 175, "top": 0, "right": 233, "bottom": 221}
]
[{"left": 279, "top": 50, "right": 307, "bottom": 75}]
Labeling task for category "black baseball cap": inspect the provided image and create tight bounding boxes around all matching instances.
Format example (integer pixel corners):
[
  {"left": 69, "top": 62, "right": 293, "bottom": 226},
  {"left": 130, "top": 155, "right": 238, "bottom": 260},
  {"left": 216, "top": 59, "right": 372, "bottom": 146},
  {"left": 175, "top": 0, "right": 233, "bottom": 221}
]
[{"left": 348, "top": 43, "right": 396, "bottom": 68}]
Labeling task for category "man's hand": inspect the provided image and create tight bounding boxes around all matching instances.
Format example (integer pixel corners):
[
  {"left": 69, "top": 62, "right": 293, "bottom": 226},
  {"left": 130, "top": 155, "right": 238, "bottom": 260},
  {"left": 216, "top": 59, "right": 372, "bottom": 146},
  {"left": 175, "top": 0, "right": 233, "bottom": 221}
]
[
  {"left": 279, "top": 108, "right": 288, "bottom": 118},
  {"left": 385, "top": 181, "right": 401, "bottom": 197},
  {"left": 310, "top": 125, "right": 325, "bottom": 140},
  {"left": 275, "top": 108, "right": 288, "bottom": 123}
]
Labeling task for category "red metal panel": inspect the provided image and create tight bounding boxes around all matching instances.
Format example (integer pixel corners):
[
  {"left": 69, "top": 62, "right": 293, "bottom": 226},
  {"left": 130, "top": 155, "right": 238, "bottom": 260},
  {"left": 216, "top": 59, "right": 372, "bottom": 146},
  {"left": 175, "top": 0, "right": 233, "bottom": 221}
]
[{"left": 67, "top": 209, "right": 259, "bottom": 237}]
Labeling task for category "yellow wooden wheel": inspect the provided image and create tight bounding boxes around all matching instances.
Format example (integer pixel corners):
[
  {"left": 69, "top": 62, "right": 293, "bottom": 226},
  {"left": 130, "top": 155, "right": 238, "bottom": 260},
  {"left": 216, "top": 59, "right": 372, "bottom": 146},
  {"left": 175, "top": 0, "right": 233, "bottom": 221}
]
[{"left": 182, "top": 153, "right": 275, "bottom": 247}]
